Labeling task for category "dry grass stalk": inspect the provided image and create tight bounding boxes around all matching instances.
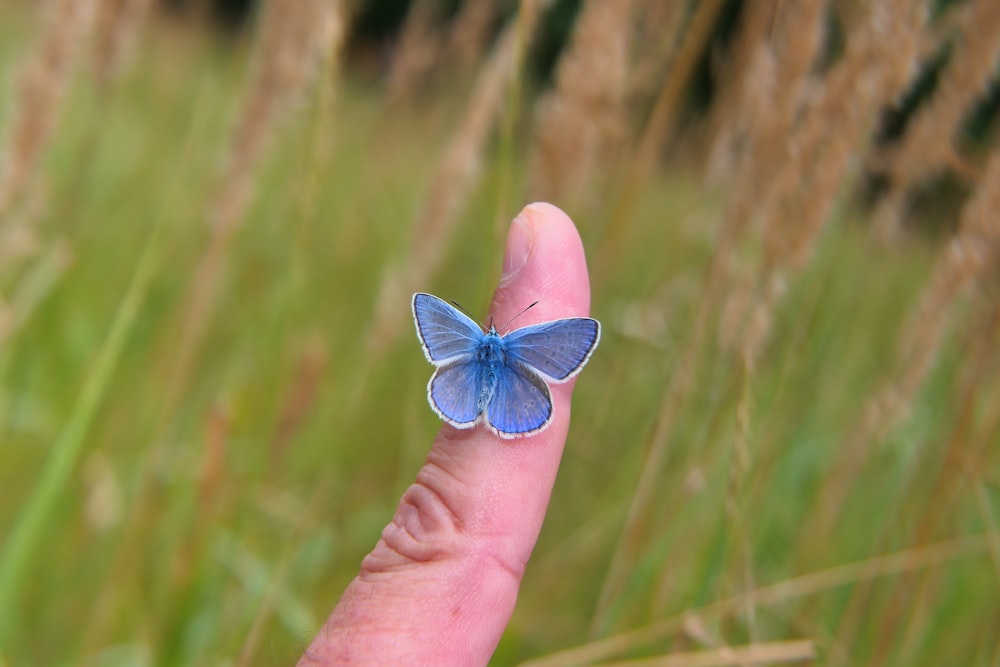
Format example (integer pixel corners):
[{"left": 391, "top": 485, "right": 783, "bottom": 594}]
[
  {"left": 711, "top": 0, "right": 826, "bottom": 352},
  {"left": 725, "top": 356, "right": 759, "bottom": 639},
  {"left": 626, "top": 0, "right": 687, "bottom": 106},
  {"left": 269, "top": 334, "right": 327, "bottom": 468},
  {"left": 972, "top": 408, "right": 1000, "bottom": 579},
  {"left": 440, "top": 0, "right": 500, "bottom": 76},
  {"left": 872, "top": 0, "right": 1000, "bottom": 241},
  {"left": 212, "top": 0, "right": 343, "bottom": 241},
  {"left": 0, "top": 239, "right": 72, "bottom": 347},
  {"left": 587, "top": 0, "right": 730, "bottom": 611},
  {"left": 831, "top": 301, "right": 1000, "bottom": 663},
  {"left": 712, "top": 0, "right": 826, "bottom": 213},
  {"left": 872, "top": 302, "right": 1000, "bottom": 665},
  {"left": 528, "top": 0, "right": 635, "bottom": 205},
  {"left": 697, "top": 3, "right": 840, "bottom": 637},
  {"left": 591, "top": 638, "right": 816, "bottom": 667},
  {"left": 704, "top": 0, "right": 779, "bottom": 183},
  {"left": 83, "top": 453, "right": 123, "bottom": 532},
  {"left": 814, "top": 142, "right": 1000, "bottom": 539},
  {"left": 172, "top": 0, "right": 346, "bottom": 400},
  {"left": 713, "top": 8, "right": 929, "bottom": 634},
  {"left": 761, "top": 3, "right": 925, "bottom": 272},
  {"left": 386, "top": 0, "right": 444, "bottom": 103},
  {"left": 0, "top": 0, "right": 96, "bottom": 223},
  {"left": 601, "top": 0, "right": 727, "bottom": 265},
  {"left": 167, "top": 400, "right": 231, "bottom": 615},
  {"left": 733, "top": 1, "right": 926, "bottom": 365},
  {"left": 368, "top": 3, "right": 547, "bottom": 357},
  {"left": 523, "top": 533, "right": 993, "bottom": 667},
  {"left": 880, "top": 141, "right": 1000, "bottom": 432},
  {"left": 91, "top": 0, "right": 155, "bottom": 86}
]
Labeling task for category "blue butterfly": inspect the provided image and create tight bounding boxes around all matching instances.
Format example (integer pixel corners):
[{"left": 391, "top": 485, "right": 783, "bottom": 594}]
[{"left": 412, "top": 292, "right": 601, "bottom": 438}]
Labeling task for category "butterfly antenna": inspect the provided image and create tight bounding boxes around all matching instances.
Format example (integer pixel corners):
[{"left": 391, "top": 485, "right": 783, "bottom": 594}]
[
  {"left": 500, "top": 301, "right": 539, "bottom": 333},
  {"left": 451, "top": 299, "right": 490, "bottom": 330}
]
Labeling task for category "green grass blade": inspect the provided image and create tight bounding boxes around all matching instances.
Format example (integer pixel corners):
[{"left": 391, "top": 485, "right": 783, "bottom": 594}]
[{"left": 0, "top": 214, "right": 163, "bottom": 645}]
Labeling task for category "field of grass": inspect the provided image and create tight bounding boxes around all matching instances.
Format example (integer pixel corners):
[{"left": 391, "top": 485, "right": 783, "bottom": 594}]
[{"left": 1, "top": 1, "right": 999, "bottom": 665}]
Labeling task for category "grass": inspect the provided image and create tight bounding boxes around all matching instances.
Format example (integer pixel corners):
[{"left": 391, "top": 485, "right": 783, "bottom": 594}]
[{"left": 1, "top": 2, "right": 998, "bottom": 666}]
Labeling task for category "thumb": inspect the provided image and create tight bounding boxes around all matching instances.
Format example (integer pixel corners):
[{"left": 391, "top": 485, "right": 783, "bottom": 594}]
[{"left": 299, "top": 203, "right": 594, "bottom": 666}]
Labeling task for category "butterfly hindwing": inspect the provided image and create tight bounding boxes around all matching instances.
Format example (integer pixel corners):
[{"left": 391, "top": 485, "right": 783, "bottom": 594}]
[
  {"left": 412, "top": 293, "right": 484, "bottom": 364},
  {"left": 503, "top": 318, "right": 600, "bottom": 381},
  {"left": 486, "top": 360, "right": 552, "bottom": 437},
  {"left": 428, "top": 359, "right": 482, "bottom": 427}
]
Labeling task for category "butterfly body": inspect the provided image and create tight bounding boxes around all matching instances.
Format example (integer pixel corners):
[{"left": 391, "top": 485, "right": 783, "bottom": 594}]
[
  {"left": 412, "top": 293, "right": 600, "bottom": 438},
  {"left": 472, "top": 330, "right": 504, "bottom": 413}
]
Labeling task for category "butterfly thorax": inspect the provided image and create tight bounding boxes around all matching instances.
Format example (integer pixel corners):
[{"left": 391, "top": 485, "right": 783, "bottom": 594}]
[
  {"left": 475, "top": 330, "right": 506, "bottom": 413},
  {"left": 477, "top": 328, "right": 506, "bottom": 362}
]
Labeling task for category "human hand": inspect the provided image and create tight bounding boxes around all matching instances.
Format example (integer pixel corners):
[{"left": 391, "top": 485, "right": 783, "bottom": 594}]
[{"left": 298, "top": 202, "right": 594, "bottom": 665}]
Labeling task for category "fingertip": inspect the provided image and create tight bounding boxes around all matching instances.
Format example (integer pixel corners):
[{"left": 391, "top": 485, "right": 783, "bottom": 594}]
[{"left": 496, "top": 202, "right": 592, "bottom": 322}]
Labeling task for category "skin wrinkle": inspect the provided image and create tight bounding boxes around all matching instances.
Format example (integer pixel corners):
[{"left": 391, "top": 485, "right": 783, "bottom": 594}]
[
  {"left": 407, "top": 470, "right": 467, "bottom": 533},
  {"left": 365, "top": 464, "right": 532, "bottom": 582}
]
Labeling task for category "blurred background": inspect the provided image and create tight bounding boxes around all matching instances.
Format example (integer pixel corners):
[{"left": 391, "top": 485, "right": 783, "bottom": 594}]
[{"left": 1, "top": 0, "right": 999, "bottom": 664}]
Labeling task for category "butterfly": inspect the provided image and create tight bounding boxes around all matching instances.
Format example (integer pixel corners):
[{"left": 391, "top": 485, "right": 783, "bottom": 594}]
[{"left": 412, "top": 292, "right": 601, "bottom": 438}]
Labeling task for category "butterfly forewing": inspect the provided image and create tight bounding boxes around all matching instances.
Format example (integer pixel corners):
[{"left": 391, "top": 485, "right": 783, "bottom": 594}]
[
  {"left": 486, "top": 361, "right": 552, "bottom": 437},
  {"left": 503, "top": 318, "right": 600, "bottom": 381},
  {"left": 412, "top": 293, "right": 484, "bottom": 363},
  {"left": 428, "top": 359, "right": 482, "bottom": 427}
]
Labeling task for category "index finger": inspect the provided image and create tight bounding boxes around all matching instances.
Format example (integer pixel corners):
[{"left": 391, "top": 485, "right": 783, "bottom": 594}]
[{"left": 300, "top": 202, "right": 594, "bottom": 666}]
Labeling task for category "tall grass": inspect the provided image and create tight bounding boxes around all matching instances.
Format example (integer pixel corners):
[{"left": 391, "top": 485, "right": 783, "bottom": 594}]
[{"left": 0, "top": 1, "right": 998, "bottom": 665}]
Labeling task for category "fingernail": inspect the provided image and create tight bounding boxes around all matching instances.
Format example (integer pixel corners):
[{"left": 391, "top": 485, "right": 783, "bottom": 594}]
[{"left": 500, "top": 214, "right": 531, "bottom": 285}]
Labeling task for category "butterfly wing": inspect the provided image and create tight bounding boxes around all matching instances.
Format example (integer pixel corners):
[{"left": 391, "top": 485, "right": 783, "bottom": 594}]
[
  {"left": 428, "top": 359, "right": 482, "bottom": 428},
  {"left": 503, "top": 317, "right": 600, "bottom": 381},
  {"left": 486, "top": 361, "right": 553, "bottom": 438},
  {"left": 412, "top": 293, "right": 484, "bottom": 364},
  {"left": 414, "top": 293, "right": 599, "bottom": 438}
]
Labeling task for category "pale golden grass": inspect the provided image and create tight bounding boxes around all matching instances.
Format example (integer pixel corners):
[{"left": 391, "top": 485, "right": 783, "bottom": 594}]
[
  {"left": 172, "top": 0, "right": 345, "bottom": 401},
  {"left": 591, "top": 0, "right": 816, "bottom": 635},
  {"left": 601, "top": 0, "right": 727, "bottom": 265},
  {"left": 873, "top": 0, "right": 1000, "bottom": 241},
  {"left": 628, "top": 0, "right": 690, "bottom": 125},
  {"left": 0, "top": 0, "right": 87, "bottom": 375},
  {"left": 706, "top": 0, "right": 812, "bottom": 186},
  {"left": 528, "top": 0, "right": 635, "bottom": 206},
  {"left": 0, "top": 0, "right": 95, "bottom": 222},
  {"left": 388, "top": 0, "right": 504, "bottom": 106},
  {"left": 703, "top": 0, "right": 774, "bottom": 182},
  {"left": 626, "top": 0, "right": 686, "bottom": 107},
  {"left": 964, "top": 306, "right": 1000, "bottom": 586},
  {"left": 520, "top": 532, "right": 995, "bottom": 667},
  {"left": 91, "top": 0, "right": 154, "bottom": 86},
  {"left": 152, "top": 0, "right": 345, "bottom": 575},
  {"left": 211, "top": 0, "right": 343, "bottom": 240},
  {"left": 73, "top": 3, "right": 345, "bottom": 650},
  {"left": 888, "top": 307, "right": 1000, "bottom": 665},
  {"left": 386, "top": 0, "right": 444, "bottom": 104},
  {"left": 0, "top": 238, "right": 71, "bottom": 347},
  {"left": 589, "top": 4, "right": 730, "bottom": 627},
  {"left": 2, "top": 1, "right": 997, "bottom": 662},
  {"left": 710, "top": 0, "right": 826, "bottom": 347},
  {"left": 587, "top": 639, "right": 815, "bottom": 667},
  {"left": 269, "top": 334, "right": 328, "bottom": 469},
  {"left": 440, "top": 0, "right": 500, "bottom": 74},
  {"left": 817, "top": 142, "right": 1000, "bottom": 527},
  {"left": 701, "top": 4, "right": 828, "bottom": 636},
  {"left": 813, "top": 150, "right": 1000, "bottom": 662},
  {"left": 737, "top": 1, "right": 926, "bottom": 364},
  {"left": 368, "top": 2, "right": 546, "bottom": 358}
]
